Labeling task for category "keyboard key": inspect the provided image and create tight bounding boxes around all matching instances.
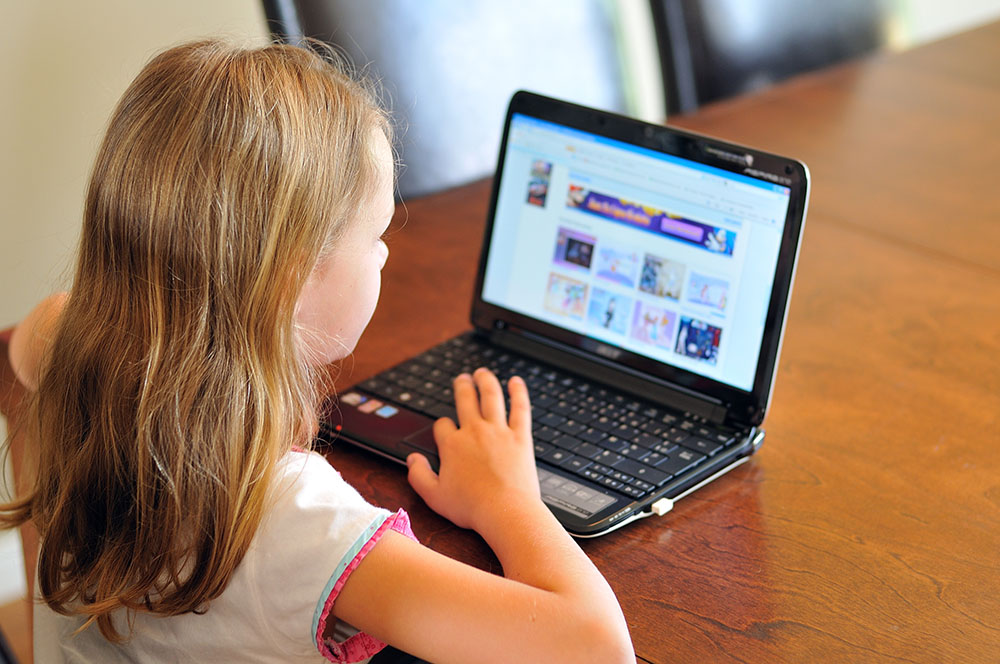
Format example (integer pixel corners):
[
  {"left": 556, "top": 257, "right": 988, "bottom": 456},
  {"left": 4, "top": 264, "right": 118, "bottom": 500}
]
[
  {"left": 622, "top": 444, "right": 651, "bottom": 462},
  {"left": 426, "top": 403, "right": 457, "bottom": 420},
  {"left": 611, "top": 458, "right": 670, "bottom": 486},
  {"left": 600, "top": 435, "right": 629, "bottom": 454},
  {"left": 653, "top": 442, "right": 680, "bottom": 455},
  {"left": 534, "top": 426, "right": 559, "bottom": 442},
  {"left": 642, "top": 451, "right": 668, "bottom": 466},
  {"left": 379, "top": 384, "right": 402, "bottom": 398},
  {"left": 541, "top": 448, "right": 573, "bottom": 466},
  {"left": 621, "top": 484, "right": 646, "bottom": 499},
  {"left": 632, "top": 479, "right": 654, "bottom": 492},
  {"left": 550, "top": 401, "right": 576, "bottom": 416},
  {"left": 570, "top": 441, "right": 603, "bottom": 460},
  {"left": 712, "top": 431, "right": 738, "bottom": 445},
  {"left": 579, "top": 427, "right": 608, "bottom": 444},
  {"left": 611, "top": 423, "right": 640, "bottom": 439},
  {"left": 552, "top": 434, "right": 581, "bottom": 450},
  {"left": 360, "top": 377, "right": 385, "bottom": 392},
  {"left": 609, "top": 470, "right": 634, "bottom": 484},
  {"left": 411, "top": 396, "right": 436, "bottom": 412},
  {"left": 397, "top": 375, "right": 423, "bottom": 390},
  {"left": 623, "top": 416, "right": 646, "bottom": 430},
  {"left": 414, "top": 380, "right": 439, "bottom": 396},
  {"left": 680, "top": 437, "right": 723, "bottom": 456},
  {"left": 657, "top": 448, "right": 705, "bottom": 477},
  {"left": 639, "top": 420, "right": 669, "bottom": 436},
  {"left": 634, "top": 432, "right": 660, "bottom": 449},
  {"left": 534, "top": 441, "right": 553, "bottom": 456},
  {"left": 665, "top": 429, "right": 690, "bottom": 444},
  {"left": 539, "top": 381, "right": 562, "bottom": 396},
  {"left": 591, "top": 416, "right": 616, "bottom": 432},
  {"left": 564, "top": 456, "right": 592, "bottom": 474},
  {"left": 538, "top": 412, "right": 566, "bottom": 428},
  {"left": 533, "top": 393, "right": 557, "bottom": 408},
  {"left": 595, "top": 449, "right": 625, "bottom": 466},
  {"left": 556, "top": 420, "right": 587, "bottom": 436},
  {"left": 599, "top": 476, "right": 624, "bottom": 490},
  {"left": 599, "top": 404, "right": 628, "bottom": 420}
]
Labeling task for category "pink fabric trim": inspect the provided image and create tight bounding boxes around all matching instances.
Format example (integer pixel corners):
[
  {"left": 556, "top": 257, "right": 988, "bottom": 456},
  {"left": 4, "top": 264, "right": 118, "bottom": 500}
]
[{"left": 315, "top": 510, "right": 416, "bottom": 663}]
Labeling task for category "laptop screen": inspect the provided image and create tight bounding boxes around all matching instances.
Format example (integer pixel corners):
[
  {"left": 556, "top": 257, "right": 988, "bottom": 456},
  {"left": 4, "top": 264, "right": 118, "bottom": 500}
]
[{"left": 480, "top": 114, "right": 792, "bottom": 392}]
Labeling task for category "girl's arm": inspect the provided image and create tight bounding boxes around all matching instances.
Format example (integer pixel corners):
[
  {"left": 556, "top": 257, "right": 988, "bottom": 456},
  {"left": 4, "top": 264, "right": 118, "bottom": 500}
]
[
  {"left": 9, "top": 293, "right": 67, "bottom": 391},
  {"left": 334, "top": 369, "right": 635, "bottom": 664}
]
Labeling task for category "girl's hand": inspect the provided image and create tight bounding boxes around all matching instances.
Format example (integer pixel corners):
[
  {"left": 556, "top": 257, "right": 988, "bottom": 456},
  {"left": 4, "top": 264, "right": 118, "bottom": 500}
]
[{"left": 406, "top": 368, "right": 540, "bottom": 532}]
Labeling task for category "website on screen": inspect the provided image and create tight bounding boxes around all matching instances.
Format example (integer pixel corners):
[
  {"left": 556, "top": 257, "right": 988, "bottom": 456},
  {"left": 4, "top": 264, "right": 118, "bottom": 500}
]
[{"left": 482, "top": 114, "right": 790, "bottom": 391}]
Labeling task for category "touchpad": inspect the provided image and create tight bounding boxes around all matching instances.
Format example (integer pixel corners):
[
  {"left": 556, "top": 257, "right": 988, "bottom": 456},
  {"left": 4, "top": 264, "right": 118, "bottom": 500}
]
[{"left": 402, "top": 426, "right": 440, "bottom": 471}]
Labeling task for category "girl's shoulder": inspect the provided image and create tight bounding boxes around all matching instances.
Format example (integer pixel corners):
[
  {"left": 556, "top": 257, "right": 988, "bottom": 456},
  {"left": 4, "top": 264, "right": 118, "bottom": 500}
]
[
  {"left": 266, "top": 448, "right": 385, "bottom": 540},
  {"left": 251, "top": 449, "right": 414, "bottom": 661}
]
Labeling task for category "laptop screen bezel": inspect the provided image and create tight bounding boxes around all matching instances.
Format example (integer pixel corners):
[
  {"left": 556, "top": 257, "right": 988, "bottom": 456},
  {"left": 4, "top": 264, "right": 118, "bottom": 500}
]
[{"left": 470, "top": 91, "right": 808, "bottom": 426}]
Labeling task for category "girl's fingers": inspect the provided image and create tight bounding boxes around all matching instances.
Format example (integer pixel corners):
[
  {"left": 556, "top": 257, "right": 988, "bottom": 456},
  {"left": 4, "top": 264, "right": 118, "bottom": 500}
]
[
  {"left": 406, "top": 452, "right": 439, "bottom": 504},
  {"left": 432, "top": 414, "right": 458, "bottom": 440},
  {"left": 507, "top": 375, "right": 532, "bottom": 436},
  {"left": 451, "top": 373, "right": 478, "bottom": 427},
  {"left": 473, "top": 368, "right": 506, "bottom": 422}
]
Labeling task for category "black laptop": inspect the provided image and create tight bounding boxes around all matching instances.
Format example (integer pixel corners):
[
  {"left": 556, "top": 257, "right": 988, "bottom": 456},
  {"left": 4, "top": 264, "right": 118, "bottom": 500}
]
[{"left": 324, "top": 91, "right": 808, "bottom": 537}]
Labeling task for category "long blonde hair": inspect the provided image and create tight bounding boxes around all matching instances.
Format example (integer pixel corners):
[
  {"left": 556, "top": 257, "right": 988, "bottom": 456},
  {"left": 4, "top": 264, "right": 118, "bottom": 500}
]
[{"left": 1, "top": 39, "right": 389, "bottom": 640}]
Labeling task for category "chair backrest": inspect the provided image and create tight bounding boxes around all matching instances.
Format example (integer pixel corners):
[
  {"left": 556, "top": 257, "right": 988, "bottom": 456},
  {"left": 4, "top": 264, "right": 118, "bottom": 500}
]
[
  {"left": 650, "top": 0, "right": 891, "bottom": 114},
  {"left": 263, "top": 0, "right": 629, "bottom": 198}
]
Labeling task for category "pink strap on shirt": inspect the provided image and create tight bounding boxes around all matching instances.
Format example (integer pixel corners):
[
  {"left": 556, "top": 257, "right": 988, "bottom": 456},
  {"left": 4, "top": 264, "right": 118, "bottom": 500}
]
[{"left": 315, "top": 510, "right": 416, "bottom": 663}]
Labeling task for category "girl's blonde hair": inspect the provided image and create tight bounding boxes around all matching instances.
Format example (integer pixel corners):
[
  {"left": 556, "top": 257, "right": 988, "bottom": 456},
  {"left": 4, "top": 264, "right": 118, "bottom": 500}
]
[{"left": 1, "top": 39, "right": 390, "bottom": 640}]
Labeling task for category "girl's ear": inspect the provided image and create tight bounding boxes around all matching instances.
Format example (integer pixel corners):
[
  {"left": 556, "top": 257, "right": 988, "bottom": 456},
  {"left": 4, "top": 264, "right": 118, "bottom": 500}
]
[{"left": 9, "top": 292, "right": 68, "bottom": 391}]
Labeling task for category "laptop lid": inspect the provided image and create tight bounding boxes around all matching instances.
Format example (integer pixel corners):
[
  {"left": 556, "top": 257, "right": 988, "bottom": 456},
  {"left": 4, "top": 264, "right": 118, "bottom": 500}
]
[{"left": 471, "top": 92, "right": 808, "bottom": 428}]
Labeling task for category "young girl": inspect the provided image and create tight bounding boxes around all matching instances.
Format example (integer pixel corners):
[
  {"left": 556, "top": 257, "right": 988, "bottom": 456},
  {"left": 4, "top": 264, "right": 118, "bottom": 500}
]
[{"left": 3, "top": 40, "right": 634, "bottom": 663}]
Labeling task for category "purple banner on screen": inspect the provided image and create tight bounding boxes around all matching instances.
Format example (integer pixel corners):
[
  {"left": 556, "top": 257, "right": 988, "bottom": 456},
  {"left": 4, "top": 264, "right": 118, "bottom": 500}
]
[{"left": 566, "top": 185, "right": 735, "bottom": 256}]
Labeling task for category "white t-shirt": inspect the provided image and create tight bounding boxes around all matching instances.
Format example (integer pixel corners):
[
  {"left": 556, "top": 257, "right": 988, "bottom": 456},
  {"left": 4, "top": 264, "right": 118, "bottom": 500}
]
[{"left": 34, "top": 450, "right": 416, "bottom": 663}]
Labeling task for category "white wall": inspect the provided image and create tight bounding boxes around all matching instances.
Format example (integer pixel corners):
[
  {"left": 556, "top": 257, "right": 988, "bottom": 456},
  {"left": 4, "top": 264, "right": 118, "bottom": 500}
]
[
  {"left": 895, "top": 0, "right": 1000, "bottom": 46},
  {"left": 0, "top": 0, "right": 267, "bottom": 605},
  {"left": 1, "top": 2, "right": 268, "bottom": 329}
]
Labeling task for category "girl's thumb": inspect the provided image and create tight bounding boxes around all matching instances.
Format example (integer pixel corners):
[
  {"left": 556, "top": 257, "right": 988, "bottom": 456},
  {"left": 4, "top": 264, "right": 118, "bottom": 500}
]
[{"left": 405, "top": 453, "right": 438, "bottom": 500}]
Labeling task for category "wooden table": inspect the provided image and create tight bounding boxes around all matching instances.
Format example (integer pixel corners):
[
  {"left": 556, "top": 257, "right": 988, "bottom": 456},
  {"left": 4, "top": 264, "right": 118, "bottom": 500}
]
[
  {"left": 325, "top": 22, "right": 1000, "bottom": 664},
  {"left": 2, "top": 22, "right": 997, "bottom": 664}
]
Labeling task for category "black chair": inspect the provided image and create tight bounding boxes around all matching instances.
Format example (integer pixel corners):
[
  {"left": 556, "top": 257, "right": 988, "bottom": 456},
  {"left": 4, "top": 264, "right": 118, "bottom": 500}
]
[
  {"left": 650, "top": 0, "right": 892, "bottom": 114},
  {"left": 262, "top": 0, "right": 629, "bottom": 198}
]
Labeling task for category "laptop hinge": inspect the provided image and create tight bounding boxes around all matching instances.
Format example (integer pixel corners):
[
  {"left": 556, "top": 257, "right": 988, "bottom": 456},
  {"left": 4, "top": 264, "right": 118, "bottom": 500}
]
[{"left": 485, "top": 328, "right": 728, "bottom": 423}]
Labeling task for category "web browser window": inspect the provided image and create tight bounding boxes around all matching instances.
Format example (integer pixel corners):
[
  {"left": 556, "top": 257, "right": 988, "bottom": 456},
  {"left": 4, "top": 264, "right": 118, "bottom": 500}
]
[{"left": 482, "top": 114, "right": 791, "bottom": 391}]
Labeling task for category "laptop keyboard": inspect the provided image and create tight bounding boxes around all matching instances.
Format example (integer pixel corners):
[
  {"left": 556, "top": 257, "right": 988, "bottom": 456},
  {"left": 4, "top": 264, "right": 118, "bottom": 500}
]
[{"left": 355, "top": 334, "right": 742, "bottom": 502}]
